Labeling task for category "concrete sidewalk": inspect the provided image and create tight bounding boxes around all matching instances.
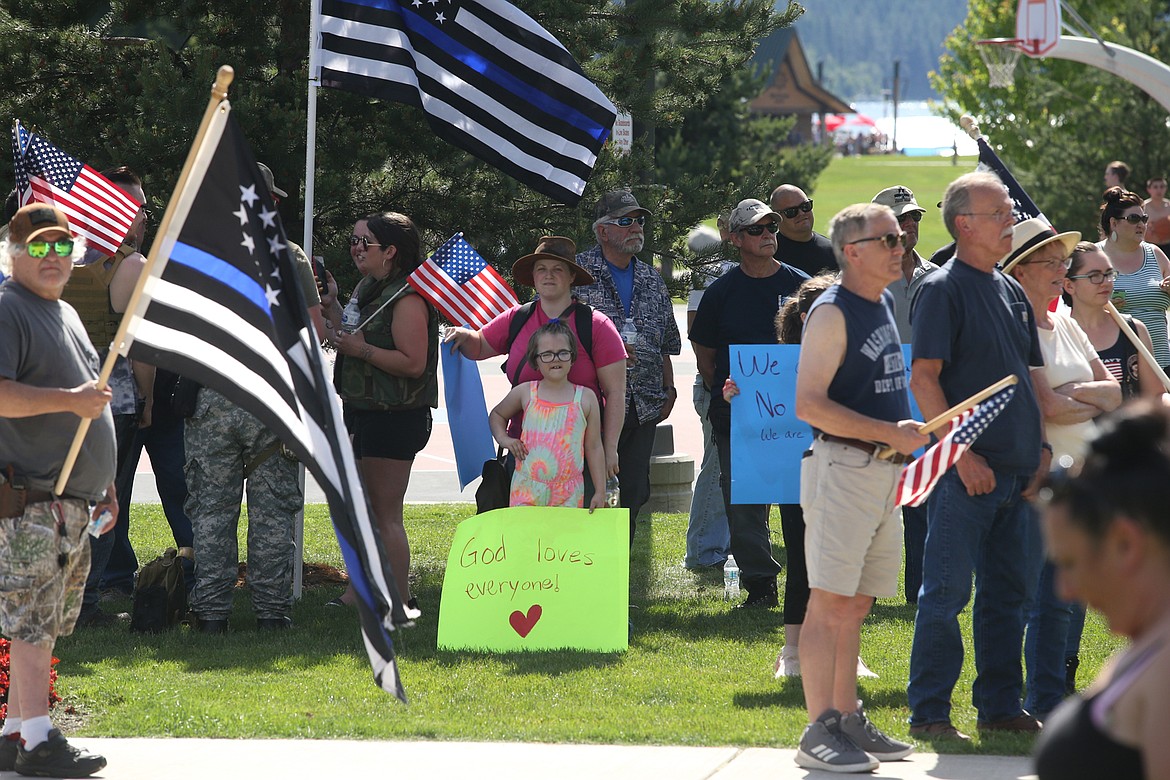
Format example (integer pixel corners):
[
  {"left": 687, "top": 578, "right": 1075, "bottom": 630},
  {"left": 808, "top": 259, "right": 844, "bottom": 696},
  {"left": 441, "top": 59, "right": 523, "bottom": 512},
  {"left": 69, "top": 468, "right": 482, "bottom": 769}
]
[{"left": 63, "top": 738, "right": 1036, "bottom": 780}]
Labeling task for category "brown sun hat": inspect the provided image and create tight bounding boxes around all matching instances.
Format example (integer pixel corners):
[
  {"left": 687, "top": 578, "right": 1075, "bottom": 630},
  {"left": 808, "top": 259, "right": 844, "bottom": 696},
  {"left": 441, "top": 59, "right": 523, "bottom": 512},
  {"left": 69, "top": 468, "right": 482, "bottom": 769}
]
[{"left": 511, "top": 236, "right": 595, "bottom": 287}]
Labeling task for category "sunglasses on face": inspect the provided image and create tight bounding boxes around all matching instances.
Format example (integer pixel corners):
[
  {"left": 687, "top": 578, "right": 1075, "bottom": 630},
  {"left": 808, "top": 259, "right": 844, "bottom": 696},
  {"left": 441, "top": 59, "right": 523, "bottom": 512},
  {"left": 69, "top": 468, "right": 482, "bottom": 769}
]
[
  {"left": 536, "top": 349, "right": 574, "bottom": 363},
  {"left": 1067, "top": 269, "right": 1117, "bottom": 284},
  {"left": 349, "top": 235, "right": 383, "bottom": 250},
  {"left": 604, "top": 215, "right": 646, "bottom": 228},
  {"left": 741, "top": 222, "right": 779, "bottom": 236},
  {"left": 847, "top": 232, "right": 907, "bottom": 250},
  {"left": 898, "top": 211, "right": 923, "bottom": 224},
  {"left": 24, "top": 239, "right": 75, "bottom": 258},
  {"left": 779, "top": 199, "right": 814, "bottom": 219},
  {"left": 1119, "top": 213, "right": 1149, "bottom": 224}
]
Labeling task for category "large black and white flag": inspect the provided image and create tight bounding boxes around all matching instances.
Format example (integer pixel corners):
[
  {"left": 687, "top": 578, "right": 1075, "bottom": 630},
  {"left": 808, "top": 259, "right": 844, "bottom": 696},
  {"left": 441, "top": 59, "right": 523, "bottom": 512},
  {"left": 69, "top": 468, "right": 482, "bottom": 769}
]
[
  {"left": 121, "top": 101, "right": 412, "bottom": 701},
  {"left": 315, "top": 0, "right": 617, "bottom": 205}
]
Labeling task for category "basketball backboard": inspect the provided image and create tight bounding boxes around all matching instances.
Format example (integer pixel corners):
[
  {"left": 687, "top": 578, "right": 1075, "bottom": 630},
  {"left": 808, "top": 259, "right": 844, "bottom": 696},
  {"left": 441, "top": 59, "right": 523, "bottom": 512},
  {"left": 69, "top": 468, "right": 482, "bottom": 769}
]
[{"left": 1017, "top": 0, "right": 1062, "bottom": 56}]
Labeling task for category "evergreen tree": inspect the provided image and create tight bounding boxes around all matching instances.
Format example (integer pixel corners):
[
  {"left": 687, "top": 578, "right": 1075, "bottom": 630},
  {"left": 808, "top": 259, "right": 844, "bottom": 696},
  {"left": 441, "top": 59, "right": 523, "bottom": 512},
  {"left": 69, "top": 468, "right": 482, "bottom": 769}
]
[
  {"left": 930, "top": 0, "right": 1170, "bottom": 235},
  {"left": 0, "top": 0, "right": 819, "bottom": 301}
]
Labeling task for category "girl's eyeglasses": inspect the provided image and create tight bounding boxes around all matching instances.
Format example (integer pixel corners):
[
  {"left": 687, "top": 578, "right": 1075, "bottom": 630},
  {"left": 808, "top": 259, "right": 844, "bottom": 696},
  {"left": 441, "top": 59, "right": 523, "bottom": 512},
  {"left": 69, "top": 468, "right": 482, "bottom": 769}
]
[
  {"left": 536, "top": 349, "right": 574, "bottom": 363},
  {"left": 1067, "top": 269, "right": 1117, "bottom": 284}
]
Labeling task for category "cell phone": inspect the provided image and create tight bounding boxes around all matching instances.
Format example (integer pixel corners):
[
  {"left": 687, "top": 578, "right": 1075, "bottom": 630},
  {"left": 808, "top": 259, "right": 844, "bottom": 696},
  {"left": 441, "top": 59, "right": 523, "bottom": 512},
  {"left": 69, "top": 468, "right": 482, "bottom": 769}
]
[{"left": 311, "top": 255, "right": 327, "bottom": 296}]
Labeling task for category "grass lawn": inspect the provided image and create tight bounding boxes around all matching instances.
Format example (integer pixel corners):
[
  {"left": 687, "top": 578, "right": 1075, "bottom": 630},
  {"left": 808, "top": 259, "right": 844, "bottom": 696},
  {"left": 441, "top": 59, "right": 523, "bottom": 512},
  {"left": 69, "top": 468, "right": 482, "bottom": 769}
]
[
  {"left": 54, "top": 503, "right": 1124, "bottom": 754},
  {"left": 810, "top": 154, "right": 974, "bottom": 256}
]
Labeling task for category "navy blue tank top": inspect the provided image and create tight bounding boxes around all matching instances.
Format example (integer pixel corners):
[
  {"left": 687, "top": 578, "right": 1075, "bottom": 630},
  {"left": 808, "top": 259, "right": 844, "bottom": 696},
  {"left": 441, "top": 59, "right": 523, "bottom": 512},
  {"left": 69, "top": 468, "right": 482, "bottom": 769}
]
[{"left": 807, "top": 284, "right": 910, "bottom": 424}]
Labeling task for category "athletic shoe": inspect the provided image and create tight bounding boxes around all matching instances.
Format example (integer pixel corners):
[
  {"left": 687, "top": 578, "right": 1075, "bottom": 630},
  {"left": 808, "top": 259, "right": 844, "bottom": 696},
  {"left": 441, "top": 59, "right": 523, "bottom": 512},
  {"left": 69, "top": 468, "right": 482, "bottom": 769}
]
[
  {"left": 0, "top": 734, "right": 20, "bottom": 772},
  {"left": 773, "top": 645, "right": 801, "bottom": 678},
  {"left": 14, "top": 729, "right": 106, "bottom": 778},
  {"left": 839, "top": 704, "right": 915, "bottom": 761},
  {"left": 735, "top": 580, "right": 779, "bottom": 609},
  {"left": 795, "top": 709, "right": 879, "bottom": 773},
  {"left": 856, "top": 656, "right": 879, "bottom": 679}
]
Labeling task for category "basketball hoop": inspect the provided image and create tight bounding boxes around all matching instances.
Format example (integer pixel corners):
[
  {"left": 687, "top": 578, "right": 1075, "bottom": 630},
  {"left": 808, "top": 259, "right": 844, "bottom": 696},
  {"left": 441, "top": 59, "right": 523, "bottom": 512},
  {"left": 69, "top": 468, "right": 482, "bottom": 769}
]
[{"left": 976, "top": 39, "right": 1029, "bottom": 88}]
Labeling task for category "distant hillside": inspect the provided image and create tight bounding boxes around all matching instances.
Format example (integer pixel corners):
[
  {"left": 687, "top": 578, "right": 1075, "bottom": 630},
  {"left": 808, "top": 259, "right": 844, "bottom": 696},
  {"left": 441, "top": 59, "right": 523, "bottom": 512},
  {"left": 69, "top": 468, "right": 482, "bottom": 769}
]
[{"left": 790, "top": 0, "right": 968, "bottom": 102}]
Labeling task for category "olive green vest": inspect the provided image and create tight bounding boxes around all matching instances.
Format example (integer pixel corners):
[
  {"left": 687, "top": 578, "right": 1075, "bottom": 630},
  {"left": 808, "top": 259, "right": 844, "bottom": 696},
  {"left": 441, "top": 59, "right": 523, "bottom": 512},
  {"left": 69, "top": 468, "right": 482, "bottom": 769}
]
[
  {"left": 61, "top": 247, "right": 129, "bottom": 349},
  {"left": 335, "top": 273, "right": 439, "bottom": 411}
]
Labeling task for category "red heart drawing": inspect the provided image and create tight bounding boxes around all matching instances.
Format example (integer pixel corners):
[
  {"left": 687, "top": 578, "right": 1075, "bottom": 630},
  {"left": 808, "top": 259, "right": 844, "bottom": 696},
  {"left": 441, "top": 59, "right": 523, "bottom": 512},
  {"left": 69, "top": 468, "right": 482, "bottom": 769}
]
[{"left": 509, "top": 605, "right": 542, "bottom": 638}]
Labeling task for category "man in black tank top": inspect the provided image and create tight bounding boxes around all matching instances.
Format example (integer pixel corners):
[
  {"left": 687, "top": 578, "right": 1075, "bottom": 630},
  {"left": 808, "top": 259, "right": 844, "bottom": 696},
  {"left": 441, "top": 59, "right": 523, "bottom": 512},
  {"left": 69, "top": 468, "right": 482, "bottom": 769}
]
[{"left": 792, "top": 203, "right": 928, "bottom": 772}]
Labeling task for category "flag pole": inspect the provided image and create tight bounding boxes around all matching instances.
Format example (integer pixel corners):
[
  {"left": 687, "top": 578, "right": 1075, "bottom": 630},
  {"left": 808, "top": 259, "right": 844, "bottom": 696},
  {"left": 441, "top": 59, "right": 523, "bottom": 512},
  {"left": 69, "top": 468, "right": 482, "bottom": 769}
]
[
  {"left": 1105, "top": 302, "right": 1170, "bottom": 393},
  {"left": 54, "top": 65, "right": 236, "bottom": 496},
  {"left": 304, "top": 0, "right": 321, "bottom": 256},
  {"left": 876, "top": 374, "right": 1019, "bottom": 459}
]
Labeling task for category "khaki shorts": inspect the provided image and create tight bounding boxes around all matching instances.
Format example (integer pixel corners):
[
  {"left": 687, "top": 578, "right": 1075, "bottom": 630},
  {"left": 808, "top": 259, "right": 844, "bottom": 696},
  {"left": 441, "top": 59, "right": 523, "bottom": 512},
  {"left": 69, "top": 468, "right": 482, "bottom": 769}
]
[
  {"left": 800, "top": 440, "right": 903, "bottom": 598},
  {"left": 0, "top": 499, "right": 91, "bottom": 648}
]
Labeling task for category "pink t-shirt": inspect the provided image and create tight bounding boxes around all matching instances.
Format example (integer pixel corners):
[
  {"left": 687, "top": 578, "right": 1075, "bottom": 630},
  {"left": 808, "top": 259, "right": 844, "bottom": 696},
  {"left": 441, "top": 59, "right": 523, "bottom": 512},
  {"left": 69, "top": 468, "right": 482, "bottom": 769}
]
[{"left": 482, "top": 303, "right": 626, "bottom": 435}]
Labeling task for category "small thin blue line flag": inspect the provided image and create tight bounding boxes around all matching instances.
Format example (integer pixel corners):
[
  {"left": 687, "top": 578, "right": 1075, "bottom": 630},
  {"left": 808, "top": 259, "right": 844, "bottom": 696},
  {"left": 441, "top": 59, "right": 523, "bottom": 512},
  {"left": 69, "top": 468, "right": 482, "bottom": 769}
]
[
  {"left": 315, "top": 0, "right": 617, "bottom": 205},
  {"left": 120, "top": 100, "right": 412, "bottom": 701}
]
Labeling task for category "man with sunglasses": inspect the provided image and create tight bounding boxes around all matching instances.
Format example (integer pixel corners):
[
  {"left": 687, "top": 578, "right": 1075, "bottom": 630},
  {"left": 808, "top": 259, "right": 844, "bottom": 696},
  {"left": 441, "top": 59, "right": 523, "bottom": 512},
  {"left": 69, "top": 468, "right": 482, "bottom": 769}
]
[
  {"left": 792, "top": 203, "right": 927, "bottom": 771},
  {"left": 574, "top": 189, "right": 681, "bottom": 539},
  {"left": 907, "top": 171, "right": 1047, "bottom": 741},
  {"left": 871, "top": 186, "right": 938, "bottom": 607},
  {"left": 690, "top": 198, "right": 810, "bottom": 608},
  {"left": 0, "top": 204, "right": 116, "bottom": 777},
  {"left": 770, "top": 184, "right": 837, "bottom": 276}
]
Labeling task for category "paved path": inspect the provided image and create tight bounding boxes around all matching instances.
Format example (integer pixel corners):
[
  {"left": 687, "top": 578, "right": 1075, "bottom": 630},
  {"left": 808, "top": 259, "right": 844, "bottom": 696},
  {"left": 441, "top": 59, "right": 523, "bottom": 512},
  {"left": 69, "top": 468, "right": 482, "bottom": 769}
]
[{"left": 66, "top": 738, "right": 1035, "bottom": 780}]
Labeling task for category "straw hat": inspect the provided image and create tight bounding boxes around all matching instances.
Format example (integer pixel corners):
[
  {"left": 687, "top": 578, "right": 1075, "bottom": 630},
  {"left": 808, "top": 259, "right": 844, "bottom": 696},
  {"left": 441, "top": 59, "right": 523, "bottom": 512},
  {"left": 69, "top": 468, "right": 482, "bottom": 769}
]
[{"left": 1001, "top": 218, "right": 1081, "bottom": 275}]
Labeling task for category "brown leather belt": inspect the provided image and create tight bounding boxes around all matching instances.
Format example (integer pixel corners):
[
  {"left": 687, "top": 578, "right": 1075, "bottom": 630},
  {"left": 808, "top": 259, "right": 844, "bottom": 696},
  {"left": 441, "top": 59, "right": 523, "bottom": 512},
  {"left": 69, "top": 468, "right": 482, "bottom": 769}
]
[
  {"left": 24, "top": 489, "right": 56, "bottom": 505},
  {"left": 816, "top": 434, "right": 914, "bottom": 465}
]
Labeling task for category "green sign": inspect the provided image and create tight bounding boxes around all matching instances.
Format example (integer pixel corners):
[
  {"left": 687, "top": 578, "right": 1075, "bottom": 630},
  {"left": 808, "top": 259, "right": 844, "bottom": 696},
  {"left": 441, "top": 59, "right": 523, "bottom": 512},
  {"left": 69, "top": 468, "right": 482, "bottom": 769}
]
[{"left": 436, "top": 507, "right": 629, "bottom": 652}]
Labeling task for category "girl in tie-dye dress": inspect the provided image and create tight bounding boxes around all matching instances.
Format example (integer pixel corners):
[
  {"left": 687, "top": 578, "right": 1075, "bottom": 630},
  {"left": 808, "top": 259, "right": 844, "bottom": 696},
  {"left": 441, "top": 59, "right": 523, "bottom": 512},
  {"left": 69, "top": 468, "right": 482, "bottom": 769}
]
[{"left": 489, "top": 322, "right": 606, "bottom": 510}]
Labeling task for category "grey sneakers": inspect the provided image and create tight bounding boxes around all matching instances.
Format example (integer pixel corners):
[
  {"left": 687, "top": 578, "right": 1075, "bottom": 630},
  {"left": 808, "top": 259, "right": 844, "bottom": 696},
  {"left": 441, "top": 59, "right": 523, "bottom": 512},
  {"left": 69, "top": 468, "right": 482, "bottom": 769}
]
[
  {"left": 795, "top": 709, "right": 879, "bottom": 773},
  {"left": 840, "top": 705, "right": 915, "bottom": 761}
]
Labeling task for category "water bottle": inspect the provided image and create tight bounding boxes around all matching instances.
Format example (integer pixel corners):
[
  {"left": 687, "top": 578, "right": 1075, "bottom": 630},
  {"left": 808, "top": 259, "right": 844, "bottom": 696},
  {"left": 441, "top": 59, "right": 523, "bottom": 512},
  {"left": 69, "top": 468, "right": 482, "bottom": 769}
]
[
  {"left": 620, "top": 319, "right": 638, "bottom": 346},
  {"left": 723, "top": 555, "right": 740, "bottom": 601},
  {"left": 605, "top": 476, "right": 620, "bottom": 508},
  {"left": 340, "top": 296, "right": 361, "bottom": 333}
]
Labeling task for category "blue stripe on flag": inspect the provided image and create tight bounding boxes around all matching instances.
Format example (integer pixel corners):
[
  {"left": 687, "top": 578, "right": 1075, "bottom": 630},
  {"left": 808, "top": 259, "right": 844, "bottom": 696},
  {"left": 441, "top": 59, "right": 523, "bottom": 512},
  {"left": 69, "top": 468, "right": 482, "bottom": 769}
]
[
  {"left": 333, "top": 0, "right": 609, "bottom": 142},
  {"left": 170, "top": 241, "right": 272, "bottom": 319}
]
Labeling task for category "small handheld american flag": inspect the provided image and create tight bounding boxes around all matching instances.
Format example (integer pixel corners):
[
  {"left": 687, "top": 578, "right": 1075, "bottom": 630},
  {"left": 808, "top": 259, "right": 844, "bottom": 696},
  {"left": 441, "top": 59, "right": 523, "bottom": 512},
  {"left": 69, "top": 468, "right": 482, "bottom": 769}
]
[
  {"left": 408, "top": 233, "right": 518, "bottom": 329},
  {"left": 896, "top": 385, "right": 1017, "bottom": 507}
]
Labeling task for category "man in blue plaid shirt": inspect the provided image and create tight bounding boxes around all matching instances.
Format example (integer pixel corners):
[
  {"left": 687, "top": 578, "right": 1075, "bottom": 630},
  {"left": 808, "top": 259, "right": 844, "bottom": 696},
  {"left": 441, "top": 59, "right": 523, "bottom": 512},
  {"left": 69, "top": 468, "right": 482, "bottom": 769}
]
[{"left": 574, "top": 189, "right": 681, "bottom": 541}]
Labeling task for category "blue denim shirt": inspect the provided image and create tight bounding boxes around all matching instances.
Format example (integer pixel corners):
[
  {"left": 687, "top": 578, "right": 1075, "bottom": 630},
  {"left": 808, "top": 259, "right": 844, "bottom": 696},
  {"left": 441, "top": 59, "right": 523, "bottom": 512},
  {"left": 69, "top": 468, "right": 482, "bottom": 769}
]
[{"left": 574, "top": 245, "right": 681, "bottom": 425}]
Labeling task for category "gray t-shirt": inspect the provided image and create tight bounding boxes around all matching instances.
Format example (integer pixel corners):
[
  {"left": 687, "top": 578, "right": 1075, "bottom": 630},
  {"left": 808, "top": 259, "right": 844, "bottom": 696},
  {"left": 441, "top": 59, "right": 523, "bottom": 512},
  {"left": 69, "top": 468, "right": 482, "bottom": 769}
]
[{"left": 0, "top": 280, "right": 117, "bottom": 500}]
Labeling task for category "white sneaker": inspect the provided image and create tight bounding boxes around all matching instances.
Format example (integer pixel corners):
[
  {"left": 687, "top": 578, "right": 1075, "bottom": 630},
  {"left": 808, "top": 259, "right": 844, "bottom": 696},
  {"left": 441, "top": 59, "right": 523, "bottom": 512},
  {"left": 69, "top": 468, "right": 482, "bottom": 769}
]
[
  {"left": 840, "top": 704, "right": 914, "bottom": 761},
  {"left": 773, "top": 645, "right": 801, "bottom": 678},
  {"left": 795, "top": 709, "right": 879, "bottom": 773},
  {"left": 856, "top": 656, "right": 879, "bottom": 679}
]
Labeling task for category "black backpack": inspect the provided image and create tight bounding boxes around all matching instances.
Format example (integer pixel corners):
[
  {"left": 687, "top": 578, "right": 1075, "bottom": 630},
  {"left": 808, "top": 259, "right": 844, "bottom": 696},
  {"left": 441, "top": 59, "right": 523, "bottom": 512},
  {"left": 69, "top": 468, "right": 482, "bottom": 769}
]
[
  {"left": 502, "top": 298, "right": 595, "bottom": 386},
  {"left": 130, "top": 547, "right": 193, "bottom": 633}
]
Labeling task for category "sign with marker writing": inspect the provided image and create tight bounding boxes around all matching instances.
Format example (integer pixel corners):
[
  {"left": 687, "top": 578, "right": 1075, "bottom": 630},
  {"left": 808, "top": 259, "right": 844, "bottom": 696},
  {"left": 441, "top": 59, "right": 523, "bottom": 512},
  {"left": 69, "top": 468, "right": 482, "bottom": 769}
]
[
  {"left": 436, "top": 507, "right": 629, "bottom": 652},
  {"left": 729, "top": 344, "right": 918, "bottom": 504}
]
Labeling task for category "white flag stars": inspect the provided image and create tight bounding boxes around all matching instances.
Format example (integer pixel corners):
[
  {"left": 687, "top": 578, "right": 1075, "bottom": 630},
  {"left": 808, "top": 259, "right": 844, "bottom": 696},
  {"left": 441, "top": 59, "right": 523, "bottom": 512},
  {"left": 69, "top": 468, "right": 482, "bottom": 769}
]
[{"left": 239, "top": 183, "right": 259, "bottom": 207}]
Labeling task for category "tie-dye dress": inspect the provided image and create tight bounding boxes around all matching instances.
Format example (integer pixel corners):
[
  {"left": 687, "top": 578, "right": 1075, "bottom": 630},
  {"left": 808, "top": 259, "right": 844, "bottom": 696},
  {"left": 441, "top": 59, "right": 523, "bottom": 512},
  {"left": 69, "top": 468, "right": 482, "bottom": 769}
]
[{"left": 509, "top": 382, "right": 585, "bottom": 508}]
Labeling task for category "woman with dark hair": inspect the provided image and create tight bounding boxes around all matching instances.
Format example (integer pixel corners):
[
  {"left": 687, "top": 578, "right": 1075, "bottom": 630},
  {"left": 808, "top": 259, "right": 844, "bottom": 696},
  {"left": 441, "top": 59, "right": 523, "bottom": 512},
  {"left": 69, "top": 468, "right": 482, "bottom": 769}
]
[
  {"left": 1098, "top": 186, "right": 1170, "bottom": 372},
  {"left": 320, "top": 212, "right": 439, "bottom": 610},
  {"left": 1033, "top": 401, "right": 1170, "bottom": 780},
  {"left": 1064, "top": 241, "right": 1162, "bottom": 401}
]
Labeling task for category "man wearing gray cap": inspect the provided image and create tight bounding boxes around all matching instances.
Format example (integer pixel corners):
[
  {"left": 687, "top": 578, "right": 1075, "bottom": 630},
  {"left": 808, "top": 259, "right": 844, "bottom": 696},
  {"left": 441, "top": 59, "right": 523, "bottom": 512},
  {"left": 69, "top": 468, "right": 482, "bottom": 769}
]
[
  {"left": 871, "top": 186, "right": 938, "bottom": 345},
  {"left": 574, "top": 189, "right": 681, "bottom": 539},
  {"left": 690, "top": 198, "right": 809, "bottom": 607}
]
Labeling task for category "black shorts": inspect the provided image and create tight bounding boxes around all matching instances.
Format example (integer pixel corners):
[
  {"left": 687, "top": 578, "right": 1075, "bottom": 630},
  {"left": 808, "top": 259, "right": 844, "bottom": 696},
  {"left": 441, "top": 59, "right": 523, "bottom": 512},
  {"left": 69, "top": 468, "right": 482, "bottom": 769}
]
[{"left": 347, "top": 407, "right": 432, "bottom": 461}]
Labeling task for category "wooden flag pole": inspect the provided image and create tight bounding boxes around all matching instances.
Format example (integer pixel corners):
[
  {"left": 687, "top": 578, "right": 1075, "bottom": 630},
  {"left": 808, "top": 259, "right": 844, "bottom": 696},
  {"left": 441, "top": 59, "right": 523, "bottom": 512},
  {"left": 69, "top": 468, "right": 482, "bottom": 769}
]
[
  {"left": 54, "top": 66, "right": 236, "bottom": 497},
  {"left": 1105, "top": 301, "right": 1170, "bottom": 393},
  {"left": 876, "top": 374, "right": 1019, "bottom": 459}
]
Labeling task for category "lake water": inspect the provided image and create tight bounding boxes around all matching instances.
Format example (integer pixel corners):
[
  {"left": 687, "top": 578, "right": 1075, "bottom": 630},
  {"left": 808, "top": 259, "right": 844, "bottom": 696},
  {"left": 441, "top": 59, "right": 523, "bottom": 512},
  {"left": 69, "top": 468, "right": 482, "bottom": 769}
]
[{"left": 841, "top": 100, "right": 979, "bottom": 157}]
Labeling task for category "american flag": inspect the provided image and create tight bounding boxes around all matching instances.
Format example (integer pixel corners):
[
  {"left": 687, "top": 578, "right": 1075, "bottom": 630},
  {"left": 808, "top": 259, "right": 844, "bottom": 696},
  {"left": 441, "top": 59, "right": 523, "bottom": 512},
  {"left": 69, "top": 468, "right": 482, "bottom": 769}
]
[
  {"left": 120, "top": 103, "right": 412, "bottom": 701},
  {"left": 12, "top": 121, "right": 140, "bottom": 256},
  {"left": 896, "top": 385, "right": 1017, "bottom": 507},
  {"left": 408, "top": 232, "right": 517, "bottom": 328},
  {"left": 315, "top": 0, "right": 616, "bottom": 205}
]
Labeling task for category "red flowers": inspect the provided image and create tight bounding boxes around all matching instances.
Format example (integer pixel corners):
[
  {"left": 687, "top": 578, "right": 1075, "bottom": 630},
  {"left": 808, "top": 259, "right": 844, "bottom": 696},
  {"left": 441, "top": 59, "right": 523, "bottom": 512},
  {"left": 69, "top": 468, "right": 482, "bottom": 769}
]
[{"left": 0, "top": 638, "right": 61, "bottom": 720}]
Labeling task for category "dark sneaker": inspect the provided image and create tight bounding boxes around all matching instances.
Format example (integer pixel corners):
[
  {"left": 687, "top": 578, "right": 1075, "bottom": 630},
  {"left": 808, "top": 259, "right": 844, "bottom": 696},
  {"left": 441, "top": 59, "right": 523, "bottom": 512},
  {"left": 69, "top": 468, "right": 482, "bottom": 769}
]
[
  {"left": 74, "top": 606, "right": 128, "bottom": 629},
  {"left": 736, "top": 580, "right": 779, "bottom": 609},
  {"left": 840, "top": 705, "right": 914, "bottom": 761},
  {"left": 977, "top": 711, "right": 1042, "bottom": 734},
  {"left": 795, "top": 709, "right": 879, "bottom": 773},
  {"left": 908, "top": 720, "right": 971, "bottom": 742},
  {"left": 256, "top": 616, "right": 293, "bottom": 631},
  {"left": 15, "top": 729, "right": 106, "bottom": 778},
  {"left": 1, "top": 734, "right": 19, "bottom": 771},
  {"left": 1065, "top": 655, "right": 1080, "bottom": 695}
]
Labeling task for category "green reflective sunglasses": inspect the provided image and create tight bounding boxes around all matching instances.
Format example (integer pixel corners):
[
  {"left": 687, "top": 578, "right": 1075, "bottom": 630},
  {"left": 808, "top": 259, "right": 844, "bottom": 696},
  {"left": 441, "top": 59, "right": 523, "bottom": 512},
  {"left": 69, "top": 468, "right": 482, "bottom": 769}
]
[{"left": 25, "top": 240, "right": 75, "bottom": 258}]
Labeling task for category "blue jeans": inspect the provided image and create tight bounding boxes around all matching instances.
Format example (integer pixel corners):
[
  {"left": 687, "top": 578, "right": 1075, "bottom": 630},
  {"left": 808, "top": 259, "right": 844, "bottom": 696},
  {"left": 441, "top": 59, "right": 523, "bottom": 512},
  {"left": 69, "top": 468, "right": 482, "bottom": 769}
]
[
  {"left": 908, "top": 468, "right": 1043, "bottom": 725},
  {"left": 903, "top": 503, "right": 927, "bottom": 604},
  {"left": 1024, "top": 559, "right": 1072, "bottom": 718},
  {"left": 685, "top": 379, "right": 729, "bottom": 568}
]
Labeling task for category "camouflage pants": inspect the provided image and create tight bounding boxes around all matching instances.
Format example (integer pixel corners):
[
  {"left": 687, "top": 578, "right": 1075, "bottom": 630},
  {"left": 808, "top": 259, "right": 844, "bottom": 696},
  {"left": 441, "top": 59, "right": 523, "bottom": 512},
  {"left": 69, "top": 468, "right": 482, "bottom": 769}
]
[
  {"left": 0, "top": 499, "right": 90, "bottom": 648},
  {"left": 184, "top": 389, "right": 300, "bottom": 620}
]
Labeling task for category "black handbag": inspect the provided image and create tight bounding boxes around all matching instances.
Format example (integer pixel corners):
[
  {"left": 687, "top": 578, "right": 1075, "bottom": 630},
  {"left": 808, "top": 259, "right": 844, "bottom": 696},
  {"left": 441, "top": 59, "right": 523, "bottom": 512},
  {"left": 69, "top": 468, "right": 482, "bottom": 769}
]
[{"left": 475, "top": 448, "right": 510, "bottom": 514}]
